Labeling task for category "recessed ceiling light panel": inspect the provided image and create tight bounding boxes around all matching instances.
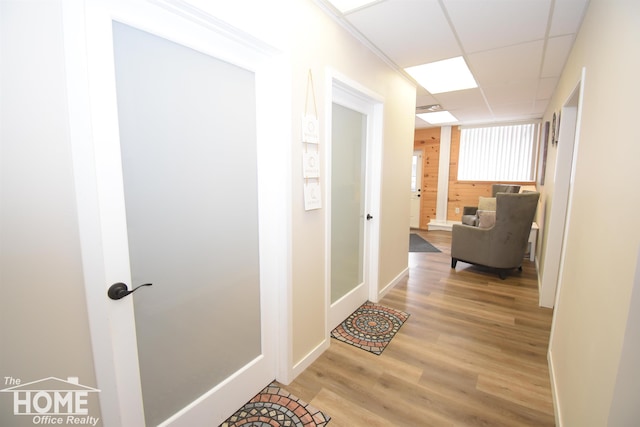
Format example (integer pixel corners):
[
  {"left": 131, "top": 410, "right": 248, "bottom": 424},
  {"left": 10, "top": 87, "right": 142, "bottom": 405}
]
[
  {"left": 417, "top": 111, "right": 458, "bottom": 125},
  {"left": 326, "top": 0, "right": 378, "bottom": 13},
  {"left": 405, "top": 57, "right": 478, "bottom": 94}
]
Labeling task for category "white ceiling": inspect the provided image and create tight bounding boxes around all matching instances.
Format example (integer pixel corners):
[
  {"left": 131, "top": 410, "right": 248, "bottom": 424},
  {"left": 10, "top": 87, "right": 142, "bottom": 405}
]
[{"left": 319, "top": 0, "right": 590, "bottom": 128}]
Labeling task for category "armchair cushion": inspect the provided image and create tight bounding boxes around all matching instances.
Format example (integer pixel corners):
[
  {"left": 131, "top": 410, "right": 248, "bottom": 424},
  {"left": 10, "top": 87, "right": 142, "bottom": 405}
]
[
  {"left": 478, "top": 197, "right": 496, "bottom": 211},
  {"left": 477, "top": 210, "right": 496, "bottom": 229}
]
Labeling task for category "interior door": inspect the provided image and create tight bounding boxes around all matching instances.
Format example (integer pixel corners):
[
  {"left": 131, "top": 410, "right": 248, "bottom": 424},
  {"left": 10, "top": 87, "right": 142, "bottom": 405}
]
[
  {"left": 330, "top": 102, "right": 367, "bottom": 308},
  {"left": 328, "top": 79, "right": 380, "bottom": 328},
  {"left": 65, "top": 2, "right": 284, "bottom": 426},
  {"left": 410, "top": 150, "right": 423, "bottom": 228},
  {"left": 112, "top": 21, "right": 268, "bottom": 426}
]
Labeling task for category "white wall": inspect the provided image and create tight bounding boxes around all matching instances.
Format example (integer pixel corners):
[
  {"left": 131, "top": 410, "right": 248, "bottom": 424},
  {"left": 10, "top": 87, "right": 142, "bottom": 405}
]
[
  {"left": 0, "top": 2, "right": 101, "bottom": 425},
  {"left": 540, "top": 0, "right": 640, "bottom": 424},
  {"left": 608, "top": 246, "right": 640, "bottom": 425},
  {"left": 287, "top": 2, "right": 416, "bottom": 366}
]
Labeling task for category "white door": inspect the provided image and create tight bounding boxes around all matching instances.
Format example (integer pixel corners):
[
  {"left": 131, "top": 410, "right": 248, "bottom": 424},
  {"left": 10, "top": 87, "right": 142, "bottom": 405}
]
[
  {"left": 328, "top": 77, "right": 382, "bottom": 329},
  {"left": 410, "top": 150, "right": 423, "bottom": 228},
  {"left": 64, "top": 2, "right": 286, "bottom": 426}
]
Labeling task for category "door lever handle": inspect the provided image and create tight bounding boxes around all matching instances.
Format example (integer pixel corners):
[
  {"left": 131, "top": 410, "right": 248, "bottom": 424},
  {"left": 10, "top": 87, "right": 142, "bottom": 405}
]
[
  {"left": 108, "top": 282, "right": 152, "bottom": 300},
  {"left": 366, "top": 214, "right": 373, "bottom": 220}
]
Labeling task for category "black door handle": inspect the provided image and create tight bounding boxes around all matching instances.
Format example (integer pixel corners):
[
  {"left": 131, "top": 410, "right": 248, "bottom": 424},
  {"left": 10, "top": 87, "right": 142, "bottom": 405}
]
[
  {"left": 366, "top": 214, "right": 373, "bottom": 220},
  {"left": 108, "top": 282, "right": 152, "bottom": 300}
]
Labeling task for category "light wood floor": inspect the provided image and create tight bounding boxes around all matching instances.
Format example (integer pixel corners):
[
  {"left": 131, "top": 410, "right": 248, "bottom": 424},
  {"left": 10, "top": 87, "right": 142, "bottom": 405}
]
[{"left": 285, "top": 230, "right": 555, "bottom": 427}]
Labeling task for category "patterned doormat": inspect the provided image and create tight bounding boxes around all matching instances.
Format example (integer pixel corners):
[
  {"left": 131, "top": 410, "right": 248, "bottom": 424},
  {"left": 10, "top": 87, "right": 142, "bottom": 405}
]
[
  {"left": 331, "top": 301, "right": 410, "bottom": 355},
  {"left": 221, "top": 382, "right": 331, "bottom": 427}
]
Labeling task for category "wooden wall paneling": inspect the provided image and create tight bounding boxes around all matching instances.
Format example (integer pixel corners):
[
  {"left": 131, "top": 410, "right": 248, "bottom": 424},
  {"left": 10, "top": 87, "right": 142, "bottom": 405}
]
[{"left": 413, "top": 128, "right": 439, "bottom": 229}]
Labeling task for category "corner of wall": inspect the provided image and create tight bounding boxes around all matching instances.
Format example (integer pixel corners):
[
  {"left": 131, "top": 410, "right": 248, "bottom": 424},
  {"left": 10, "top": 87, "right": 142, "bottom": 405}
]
[
  {"left": 548, "top": 348, "right": 563, "bottom": 427},
  {"left": 286, "top": 338, "right": 331, "bottom": 385},
  {"left": 376, "top": 267, "right": 409, "bottom": 302}
]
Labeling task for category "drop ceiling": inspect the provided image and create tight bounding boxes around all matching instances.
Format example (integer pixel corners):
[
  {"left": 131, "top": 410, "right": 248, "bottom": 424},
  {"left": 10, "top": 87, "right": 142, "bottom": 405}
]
[{"left": 319, "top": 0, "right": 590, "bottom": 128}]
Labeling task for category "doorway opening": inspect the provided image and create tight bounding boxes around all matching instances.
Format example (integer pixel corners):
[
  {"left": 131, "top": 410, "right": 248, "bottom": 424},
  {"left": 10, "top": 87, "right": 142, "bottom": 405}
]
[
  {"left": 540, "top": 68, "right": 585, "bottom": 308},
  {"left": 410, "top": 150, "right": 423, "bottom": 229}
]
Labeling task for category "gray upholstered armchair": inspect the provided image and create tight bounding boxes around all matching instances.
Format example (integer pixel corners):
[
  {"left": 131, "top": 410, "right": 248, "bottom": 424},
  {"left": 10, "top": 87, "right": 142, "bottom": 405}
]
[{"left": 451, "top": 192, "right": 539, "bottom": 279}]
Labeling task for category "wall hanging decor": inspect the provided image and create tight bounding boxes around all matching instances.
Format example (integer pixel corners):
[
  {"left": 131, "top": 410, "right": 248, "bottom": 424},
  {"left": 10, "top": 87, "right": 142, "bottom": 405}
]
[
  {"left": 551, "top": 112, "right": 557, "bottom": 146},
  {"left": 302, "top": 70, "right": 321, "bottom": 211},
  {"left": 539, "top": 121, "right": 550, "bottom": 185}
]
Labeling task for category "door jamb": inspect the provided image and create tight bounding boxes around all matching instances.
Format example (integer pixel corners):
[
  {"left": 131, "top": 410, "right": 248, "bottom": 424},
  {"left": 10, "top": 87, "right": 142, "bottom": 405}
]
[{"left": 540, "top": 67, "right": 585, "bottom": 309}]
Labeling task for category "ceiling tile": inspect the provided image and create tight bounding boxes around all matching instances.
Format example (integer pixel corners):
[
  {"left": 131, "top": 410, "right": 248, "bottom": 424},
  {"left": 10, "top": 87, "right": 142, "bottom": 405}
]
[
  {"left": 534, "top": 99, "right": 550, "bottom": 115},
  {"left": 537, "top": 77, "right": 559, "bottom": 99},
  {"left": 346, "top": 0, "right": 460, "bottom": 67},
  {"left": 451, "top": 105, "right": 495, "bottom": 125},
  {"left": 549, "top": 0, "right": 590, "bottom": 36},
  {"left": 541, "top": 34, "right": 575, "bottom": 77},
  {"left": 491, "top": 102, "right": 539, "bottom": 119},
  {"left": 468, "top": 40, "right": 544, "bottom": 86},
  {"left": 483, "top": 80, "right": 538, "bottom": 106},
  {"left": 443, "top": 0, "right": 551, "bottom": 53},
  {"left": 434, "top": 87, "right": 487, "bottom": 111}
]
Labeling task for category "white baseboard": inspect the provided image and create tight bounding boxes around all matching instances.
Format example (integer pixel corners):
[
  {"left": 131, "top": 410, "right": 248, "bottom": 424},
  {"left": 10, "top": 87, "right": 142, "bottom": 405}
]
[
  {"left": 330, "top": 282, "right": 368, "bottom": 330},
  {"left": 427, "top": 220, "right": 459, "bottom": 231},
  {"left": 548, "top": 349, "right": 562, "bottom": 427},
  {"left": 375, "top": 267, "right": 409, "bottom": 302},
  {"left": 287, "top": 338, "right": 330, "bottom": 384}
]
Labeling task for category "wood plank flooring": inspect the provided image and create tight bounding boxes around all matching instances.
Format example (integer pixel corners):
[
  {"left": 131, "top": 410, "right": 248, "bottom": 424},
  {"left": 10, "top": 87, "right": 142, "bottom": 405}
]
[{"left": 284, "top": 230, "right": 555, "bottom": 426}]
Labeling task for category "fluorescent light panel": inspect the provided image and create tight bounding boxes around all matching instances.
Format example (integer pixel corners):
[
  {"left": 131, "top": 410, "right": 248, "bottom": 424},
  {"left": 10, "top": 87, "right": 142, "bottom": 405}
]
[
  {"left": 327, "top": 0, "right": 378, "bottom": 13},
  {"left": 405, "top": 56, "right": 477, "bottom": 94},
  {"left": 417, "top": 111, "right": 458, "bottom": 125}
]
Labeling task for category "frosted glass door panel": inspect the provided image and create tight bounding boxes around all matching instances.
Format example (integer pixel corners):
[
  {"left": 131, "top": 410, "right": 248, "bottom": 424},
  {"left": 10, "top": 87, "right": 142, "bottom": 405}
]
[
  {"left": 331, "top": 103, "right": 366, "bottom": 303},
  {"left": 112, "top": 22, "right": 261, "bottom": 425}
]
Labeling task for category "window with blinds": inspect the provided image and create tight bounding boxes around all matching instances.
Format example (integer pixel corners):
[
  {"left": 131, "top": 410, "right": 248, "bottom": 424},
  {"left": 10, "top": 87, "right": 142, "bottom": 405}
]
[{"left": 457, "top": 123, "right": 538, "bottom": 182}]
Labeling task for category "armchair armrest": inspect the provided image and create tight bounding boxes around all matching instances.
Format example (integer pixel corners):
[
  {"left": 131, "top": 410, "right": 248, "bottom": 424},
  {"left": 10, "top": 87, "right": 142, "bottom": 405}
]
[
  {"left": 462, "top": 206, "right": 478, "bottom": 215},
  {"left": 461, "top": 206, "right": 479, "bottom": 226},
  {"left": 451, "top": 223, "right": 494, "bottom": 266}
]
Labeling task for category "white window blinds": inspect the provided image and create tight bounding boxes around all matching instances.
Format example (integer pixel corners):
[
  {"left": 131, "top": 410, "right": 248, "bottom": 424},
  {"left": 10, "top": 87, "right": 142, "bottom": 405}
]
[{"left": 458, "top": 123, "right": 538, "bottom": 181}]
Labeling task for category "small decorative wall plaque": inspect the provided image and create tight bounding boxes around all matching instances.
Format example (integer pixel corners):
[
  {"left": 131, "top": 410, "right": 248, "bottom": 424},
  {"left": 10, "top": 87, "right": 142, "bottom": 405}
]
[{"left": 304, "top": 180, "right": 322, "bottom": 211}]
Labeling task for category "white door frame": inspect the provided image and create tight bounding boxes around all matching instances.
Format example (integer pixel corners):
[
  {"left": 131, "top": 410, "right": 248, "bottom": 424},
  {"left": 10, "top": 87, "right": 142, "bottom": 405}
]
[
  {"left": 62, "top": 1, "right": 290, "bottom": 425},
  {"left": 325, "top": 69, "right": 383, "bottom": 332},
  {"left": 540, "top": 68, "right": 585, "bottom": 308}
]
